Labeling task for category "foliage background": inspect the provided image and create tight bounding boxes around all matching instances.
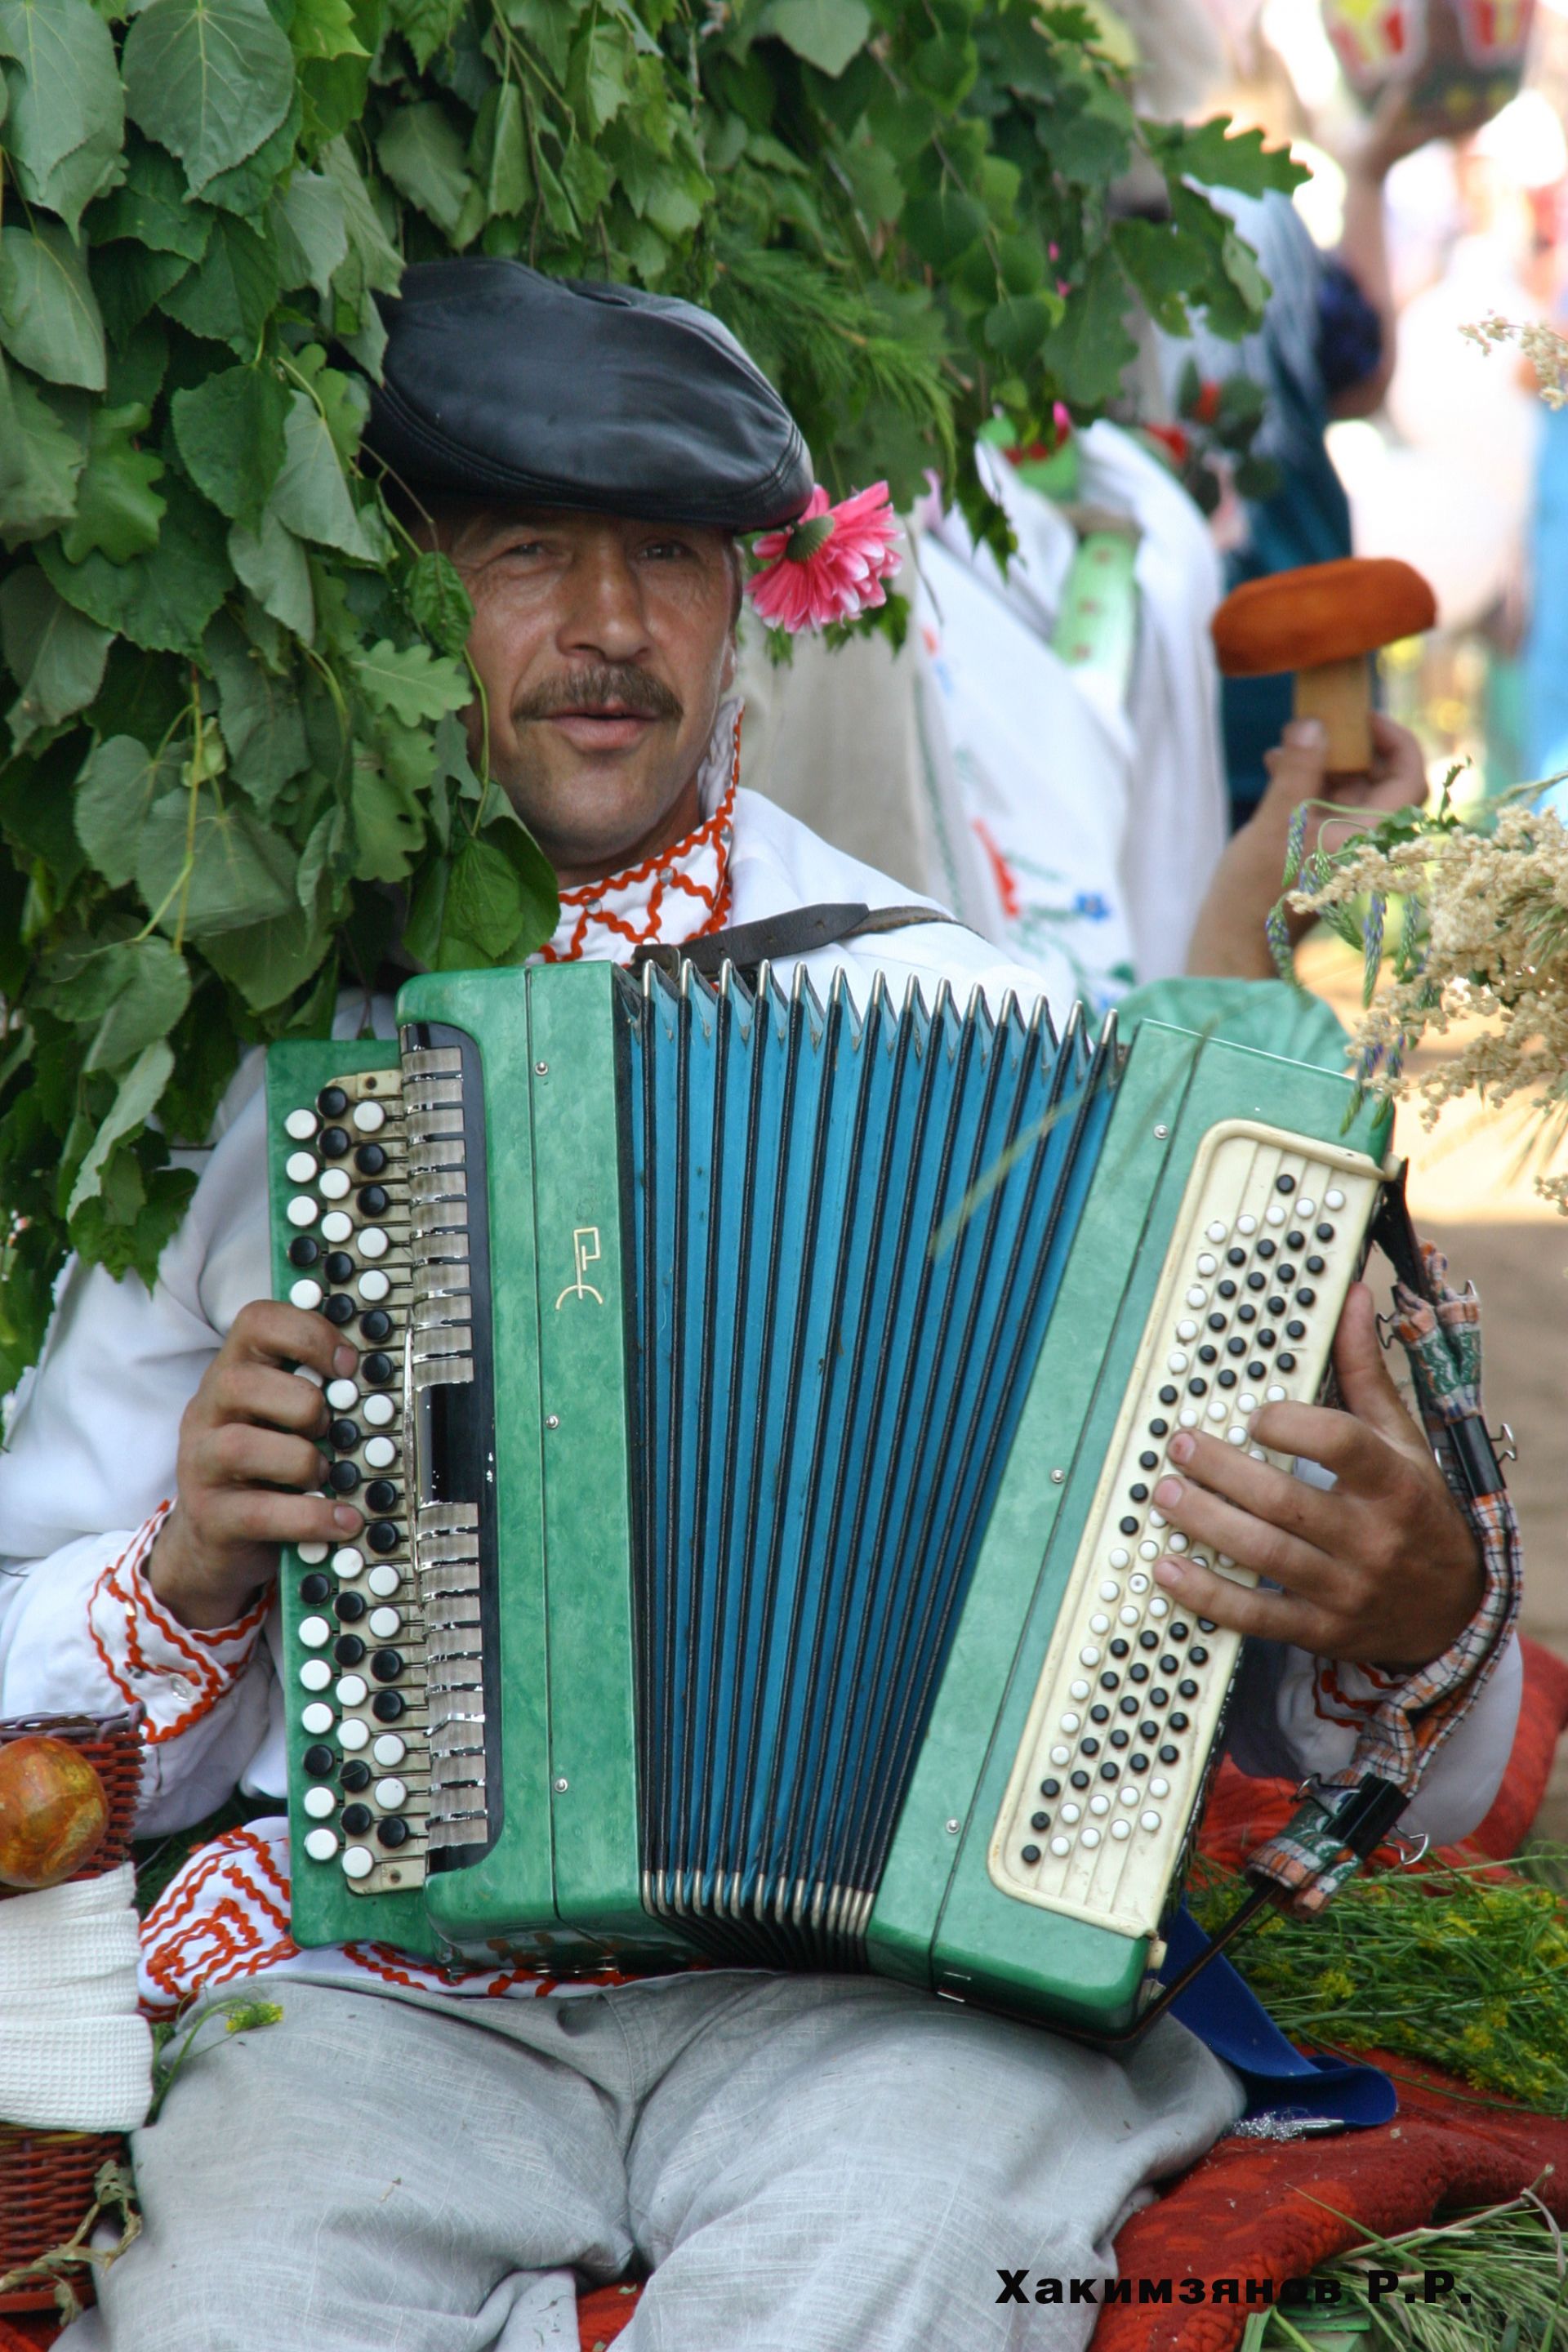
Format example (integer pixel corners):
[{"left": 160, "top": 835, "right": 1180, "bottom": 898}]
[{"left": 0, "top": 0, "right": 1301, "bottom": 1389}]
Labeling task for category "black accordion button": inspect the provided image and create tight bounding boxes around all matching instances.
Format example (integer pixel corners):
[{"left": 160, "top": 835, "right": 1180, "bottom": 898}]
[
  {"left": 370, "top": 1648, "right": 403, "bottom": 1683},
  {"left": 341, "top": 1759, "right": 372, "bottom": 1793},
  {"left": 1031, "top": 1810, "right": 1050, "bottom": 1831},
  {"left": 1159, "top": 1744, "right": 1180, "bottom": 1765},
  {"left": 318, "top": 1087, "right": 349, "bottom": 1120},
  {"left": 1187, "top": 1378, "right": 1207, "bottom": 1396},
  {"left": 1169, "top": 1622, "right": 1189, "bottom": 1639},
  {"left": 1020, "top": 1843, "right": 1041, "bottom": 1865},
  {"left": 354, "top": 1142, "right": 387, "bottom": 1175},
  {"left": 1296, "top": 1286, "right": 1316, "bottom": 1307},
  {"left": 1138, "top": 1631, "right": 1159, "bottom": 1650},
  {"left": 1127, "top": 1663, "right": 1148, "bottom": 1685},
  {"left": 324, "top": 1294, "right": 356, "bottom": 1327},
  {"left": 1276, "top": 1173, "right": 1295, "bottom": 1193},
  {"left": 1039, "top": 1778, "right": 1060, "bottom": 1799},
  {"left": 1217, "top": 1278, "right": 1237, "bottom": 1299},
  {"left": 327, "top": 1460, "right": 360, "bottom": 1493},
  {"left": 1278, "top": 1261, "right": 1298, "bottom": 1282},
  {"left": 1197, "top": 1345, "right": 1217, "bottom": 1365},
  {"left": 365, "top": 1478, "right": 399, "bottom": 1514},
  {"left": 1128, "top": 1483, "right": 1148, "bottom": 1503},
  {"left": 372, "top": 1690, "right": 405, "bottom": 1722},
  {"left": 1138, "top": 1451, "right": 1159, "bottom": 1471},
  {"left": 1247, "top": 1361, "right": 1267, "bottom": 1381},
  {"left": 333, "top": 1634, "right": 366, "bottom": 1667},
  {"left": 1169, "top": 1712, "right": 1191, "bottom": 1732},
  {"left": 1178, "top": 1679, "right": 1200, "bottom": 1699},
  {"left": 318, "top": 1125, "right": 350, "bottom": 1159},
  {"left": 1090, "top": 1704, "right": 1110, "bottom": 1724},
  {"left": 1197, "top": 1619, "right": 1215, "bottom": 1633},
  {"left": 325, "top": 1251, "right": 355, "bottom": 1285},
  {"left": 1255, "top": 1331, "right": 1275, "bottom": 1350},
  {"left": 303, "top": 1744, "right": 335, "bottom": 1778},
  {"left": 334, "top": 1591, "right": 367, "bottom": 1622},
  {"left": 299, "top": 1572, "right": 331, "bottom": 1606},
  {"left": 367, "top": 1520, "right": 401, "bottom": 1554},
  {"left": 1267, "top": 1296, "right": 1286, "bottom": 1316},
  {"left": 288, "top": 1236, "right": 320, "bottom": 1268},
  {"left": 1118, "top": 1516, "right": 1138, "bottom": 1536},
  {"left": 1158, "top": 1385, "right": 1178, "bottom": 1406},
  {"left": 1206, "top": 1312, "right": 1226, "bottom": 1333},
  {"left": 1227, "top": 1245, "right": 1245, "bottom": 1266},
  {"left": 1257, "top": 1238, "right": 1276, "bottom": 1259},
  {"left": 1306, "top": 1254, "right": 1325, "bottom": 1275},
  {"left": 1069, "top": 1770, "right": 1089, "bottom": 1790},
  {"left": 1285, "top": 1320, "right": 1306, "bottom": 1340},
  {"left": 1188, "top": 1646, "right": 1209, "bottom": 1666},
  {"left": 1151, "top": 1686, "right": 1169, "bottom": 1704},
  {"left": 1237, "top": 1305, "right": 1257, "bottom": 1327},
  {"left": 1130, "top": 1753, "right": 1149, "bottom": 1772},
  {"left": 1316, "top": 1223, "right": 1335, "bottom": 1242},
  {"left": 359, "top": 1184, "right": 390, "bottom": 1217},
  {"left": 1109, "top": 1729, "right": 1128, "bottom": 1749},
  {"left": 362, "top": 1339, "right": 394, "bottom": 1372},
  {"left": 1147, "top": 1419, "right": 1169, "bottom": 1438},
  {"left": 377, "top": 1815, "right": 411, "bottom": 1850},
  {"left": 1108, "top": 1638, "right": 1129, "bottom": 1659},
  {"left": 1285, "top": 1232, "right": 1305, "bottom": 1252},
  {"left": 1080, "top": 1737, "right": 1100, "bottom": 1757},
  {"left": 1277, "top": 1352, "right": 1297, "bottom": 1373},
  {"left": 1226, "top": 1337, "right": 1246, "bottom": 1356},
  {"left": 341, "top": 1802, "right": 372, "bottom": 1835},
  {"left": 1139, "top": 1721, "right": 1159, "bottom": 1740},
  {"left": 1218, "top": 1370, "right": 1236, "bottom": 1390},
  {"left": 1246, "top": 1272, "right": 1266, "bottom": 1292},
  {"left": 1118, "top": 1695, "right": 1138, "bottom": 1716},
  {"left": 329, "top": 1419, "right": 360, "bottom": 1453},
  {"left": 1099, "top": 1762, "right": 1119, "bottom": 1781}
]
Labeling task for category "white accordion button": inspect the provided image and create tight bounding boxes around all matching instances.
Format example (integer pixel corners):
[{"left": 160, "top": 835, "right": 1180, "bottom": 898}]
[
  {"left": 1166, "top": 1351, "right": 1188, "bottom": 1373},
  {"left": 1205, "top": 1221, "right": 1227, "bottom": 1243},
  {"left": 299, "top": 1659, "right": 331, "bottom": 1691},
  {"left": 1059, "top": 1804, "right": 1081, "bottom": 1825},
  {"left": 1059, "top": 1713, "right": 1080, "bottom": 1735},
  {"left": 304, "top": 1827, "right": 338, "bottom": 1862},
  {"left": 1128, "top": 1573, "right": 1150, "bottom": 1595},
  {"left": 358, "top": 1267, "right": 390, "bottom": 1303},
  {"left": 1078, "top": 1646, "right": 1100, "bottom": 1667},
  {"left": 1150, "top": 1777, "right": 1170, "bottom": 1798},
  {"left": 1227, "top": 1426, "right": 1247, "bottom": 1445},
  {"left": 1207, "top": 1399, "right": 1226, "bottom": 1421},
  {"left": 1185, "top": 1287, "right": 1206, "bottom": 1308},
  {"left": 374, "top": 1778, "right": 408, "bottom": 1811},
  {"left": 363, "top": 1392, "right": 395, "bottom": 1428},
  {"left": 289, "top": 1279, "right": 323, "bottom": 1310},
  {"left": 303, "top": 1786, "right": 336, "bottom": 1820},
  {"left": 301, "top": 1702, "right": 333, "bottom": 1735},
  {"left": 1265, "top": 1204, "right": 1285, "bottom": 1225},
  {"left": 1089, "top": 1793, "right": 1110, "bottom": 1816},
  {"left": 1178, "top": 1407, "right": 1199, "bottom": 1429},
  {"left": 367, "top": 1566, "right": 401, "bottom": 1599},
  {"left": 341, "top": 1846, "right": 374, "bottom": 1879},
  {"left": 1118, "top": 1605, "right": 1139, "bottom": 1625},
  {"left": 319, "top": 1166, "right": 351, "bottom": 1200},
  {"left": 363, "top": 1437, "right": 397, "bottom": 1470},
  {"left": 1175, "top": 1320, "right": 1197, "bottom": 1343},
  {"left": 1118, "top": 1784, "right": 1138, "bottom": 1805},
  {"left": 326, "top": 1379, "right": 358, "bottom": 1411},
  {"left": 372, "top": 1734, "right": 406, "bottom": 1767},
  {"left": 299, "top": 1616, "right": 331, "bottom": 1649},
  {"left": 1296, "top": 1199, "right": 1316, "bottom": 1218},
  {"left": 287, "top": 1197, "right": 318, "bottom": 1227},
  {"left": 1049, "top": 1744, "right": 1071, "bottom": 1766},
  {"left": 368, "top": 1607, "right": 401, "bottom": 1640},
  {"left": 1148, "top": 1509, "right": 1165, "bottom": 1530},
  {"left": 1111, "top": 1817, "right": 1131, "bottom": 1840},
  {"left": 1080, "top": 1827, "right": 1101, "bottom": 1849},
  {"left": 285, "top": 1108, "right": 318, "bottom": 1141},
  {"left": 1139, "top": 1811, "right": 1161, "bottom": 1833},
  {"left": 336, "top": 1674, "right": 368, "bottom": 1708},
  {"left": 1049, "top": 1836, "right": 1071, "bottom": 1857},
  {"left": 1088, "top": 1614, "right": 1110, "bottom": 1635},
  {"left": 358, "top": 1227, "right": 390, "bottom": 1259},
  {"left": 1068, "top": 1679, "right": 1090, "bottom": 1702},
  {"left": 1098, "top": 1579, "right": 1120, "bottom": 1602},
  {"left": 285, "top": 1151, "right": 318, "bottom": 1184},
  {"left": 1266, "top": 1384, "right": 1286, "bottom": 1402},
  {"left": 1196, "top": 1253, "right": 1217, "bottom": 1276},
  {"left": 352, "top": 1100, "right": 386, "bottom": 1133},
  {"left": 1138, "top": 1541, "right": 1159, "bottom": 1561},
  {"left": 297, "top": 1541, "right": 328, "bottom": 1566},
  {"left": 332, "top": 1548, "right": 363, "bottom": 1578},
  {"left": 1239, "top": 1393, "right": 1258, "bottom": 1414},
  {"left": 1108, "top": 1548, "right": 1129, "bottom": 1570},
  {"left": 1325, "top": 1187, "right": 1345, "bottom": 1210},
  {"left": 1148, "top": 1597, "right": 1169, "bottom": 1618},
  {"left": 1165, "top": 1535, "right": 1187, "bottom": 1554},
  {"left": 339, "top": 1717, "right": 369, "bottom": 1753},
  {"left": 1236, "top": 1214, "right": 1257, "bottom": 1236},
  {"left": 320, "top": 1210, "right": 353, "bottom": 1244}
]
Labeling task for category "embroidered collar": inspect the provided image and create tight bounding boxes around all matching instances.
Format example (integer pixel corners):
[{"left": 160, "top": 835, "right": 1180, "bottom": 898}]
[{"left": 535, "top": 700, "right": 740, "bottom": 965}]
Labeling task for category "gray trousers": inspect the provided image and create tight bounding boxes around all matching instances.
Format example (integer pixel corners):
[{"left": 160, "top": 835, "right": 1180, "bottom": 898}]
[{"left": 87, "top": 1970, "right": 1242, "bottom": 2352}]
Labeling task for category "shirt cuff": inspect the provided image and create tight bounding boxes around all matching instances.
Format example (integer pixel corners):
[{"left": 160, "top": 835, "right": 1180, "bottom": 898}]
[{"left": 86, "top": 1508, "right": 271, "bottom": 1745}]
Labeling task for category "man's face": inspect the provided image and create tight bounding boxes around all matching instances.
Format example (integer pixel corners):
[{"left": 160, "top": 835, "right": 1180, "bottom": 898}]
[{"left": 443, "top": 506, "right": 737, "bottom": 887}]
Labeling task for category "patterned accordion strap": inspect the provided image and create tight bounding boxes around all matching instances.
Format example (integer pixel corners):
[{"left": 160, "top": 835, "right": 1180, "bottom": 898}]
[{"left": 1245, "top": 1228, "right": 1523, "bottom": 1914}]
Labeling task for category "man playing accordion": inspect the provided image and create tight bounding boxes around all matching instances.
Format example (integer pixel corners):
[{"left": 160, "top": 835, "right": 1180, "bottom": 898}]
[{"left": 0, "top": 265, "right": 1515, "bottom": 2352}]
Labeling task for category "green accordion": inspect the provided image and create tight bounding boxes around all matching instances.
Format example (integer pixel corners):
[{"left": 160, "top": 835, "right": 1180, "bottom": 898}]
[{"left": 266, "top": 960, "right": 1392, "bottom": 2034}]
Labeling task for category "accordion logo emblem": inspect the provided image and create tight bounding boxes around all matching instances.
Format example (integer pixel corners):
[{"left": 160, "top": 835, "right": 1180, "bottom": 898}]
[{"left": 555, "top": 1226, "right": 605, "bottom": 1310}]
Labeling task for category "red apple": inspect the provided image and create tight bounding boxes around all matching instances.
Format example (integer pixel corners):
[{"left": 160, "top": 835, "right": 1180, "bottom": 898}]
[{"left": 0, "top": 1736, "right": 110, "bottom": 1891}]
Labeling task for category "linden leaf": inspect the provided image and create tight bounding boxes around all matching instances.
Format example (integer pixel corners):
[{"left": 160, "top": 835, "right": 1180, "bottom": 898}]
[
  {"left": 39, "top": 478, "right": 229, "bottom": 657},
  {"left": 66, "top": 1039, "right": 174, "bottom": 1220},
  {"left": 74, "top": 734, "right": 180, "bottom": 889},
  {"left": 407, "top": 550, "right": 474, "bottom": 658},
  {"left": 171, "top": 363, "right": 289, "bottom": 529},
  {"left": 376, "top": 102, "right": 476, "bottom": 241},
  {"left": 205, "top": 611, "right": 310, "bottom": 817},
  {"left": 89, "top": 140, "right": 215, "bottom": 265},
  {"left": 0, "top": 566, "right": 113, "bottom": 749},
  {"left": 269, "top": 387, "right": 378, "bottom": 560},
  {"left": 270, "top": 171, "right": 349, "bottom": 303},
  {"left": 0, "top": 356, "right": 87, "bottom": 541},
  {"left": 60, "top": 403, "right": 167, "bottom": 567},
  {"left": 228, "top": 510, "right": 314, "bottom": 641},
  {"left": 47, "top": 937, "right": 193, "bottom": 1074},
  {"left": 755, "top": 0, "right": 871, "bottom": 78},
  {"left": 0, "top": 0, "right": 125, "bottom": 235},
  {"left": 158, "top": 212, "right": 279, "bottom": 357},
  {"left": 135, "top": 784, "right": 298, "bottom": 940},
  {"left": 438, "top": 832, "right": 525, "bottom": 963},
  {"left": 0, "top": 225, "right": 106, "bottom": 391},
  {"left": 122, "top": 0, "right": 296, "bottom": 199},
  {"left": 291, "top": 0, "right": 367, "bottom": 62},
  {"left": 350, "top": 638, "right": 471, "bottom": 728}
]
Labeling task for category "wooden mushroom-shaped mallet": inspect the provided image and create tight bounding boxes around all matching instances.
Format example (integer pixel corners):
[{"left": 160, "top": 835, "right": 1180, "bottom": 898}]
[{"left": 1210, "top": 556, "right": 1437, "bottom": 773}]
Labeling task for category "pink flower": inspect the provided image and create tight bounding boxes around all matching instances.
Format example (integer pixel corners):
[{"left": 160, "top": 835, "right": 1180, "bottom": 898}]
[{"left": 746, "top": 483, "right": 902, "bottom": 633}]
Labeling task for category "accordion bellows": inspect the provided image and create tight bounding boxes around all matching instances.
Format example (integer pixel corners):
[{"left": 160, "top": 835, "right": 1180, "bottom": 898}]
[{"left": 268, "top": 960, "right": 1393, "bottom": 2036}]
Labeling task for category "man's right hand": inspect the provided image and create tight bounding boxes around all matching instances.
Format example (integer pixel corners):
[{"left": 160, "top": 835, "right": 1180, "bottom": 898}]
[{"left": 147, "top": 1302, "right": 365, "bottom": 1632}]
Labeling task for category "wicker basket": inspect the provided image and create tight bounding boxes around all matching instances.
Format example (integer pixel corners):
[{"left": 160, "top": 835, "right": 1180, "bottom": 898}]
[{"left": 0, "top": 1714, "right": 142, "bottom": 2311}]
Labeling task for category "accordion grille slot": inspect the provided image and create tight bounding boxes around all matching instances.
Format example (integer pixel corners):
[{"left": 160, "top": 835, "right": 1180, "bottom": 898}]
[{"left": 621, "top": 961, "right": 1117, "bottom": 1969}]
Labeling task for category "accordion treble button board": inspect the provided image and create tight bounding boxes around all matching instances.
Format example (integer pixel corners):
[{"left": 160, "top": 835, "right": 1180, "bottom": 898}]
[
  {"left": 987, "top": 1120, "right": 1386, "bottom": 1941},
  {"left": 279, "top": 1066, "right": 434, "bottom": 1900}
]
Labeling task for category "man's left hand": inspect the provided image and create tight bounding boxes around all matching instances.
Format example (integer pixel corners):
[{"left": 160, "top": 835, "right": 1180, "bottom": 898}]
[{"left": 1150, "top": 1282, "right": 1483, "bottom": 1670}]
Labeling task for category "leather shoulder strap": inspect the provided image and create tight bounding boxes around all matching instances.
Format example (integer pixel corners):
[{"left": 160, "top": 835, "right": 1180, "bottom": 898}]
[{"left": 630, "top": 901, "right": 963, "bottom": 981}]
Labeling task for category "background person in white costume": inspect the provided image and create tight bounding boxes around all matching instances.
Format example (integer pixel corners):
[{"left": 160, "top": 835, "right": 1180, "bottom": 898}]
[{"left": 0, "top": 263, "right": 1512, "bottom": 2352}]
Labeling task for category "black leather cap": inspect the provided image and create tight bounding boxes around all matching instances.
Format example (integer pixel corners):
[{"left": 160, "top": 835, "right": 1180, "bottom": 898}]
[{"left": 362, "top": 260, "right": 813, "bottom": 532}]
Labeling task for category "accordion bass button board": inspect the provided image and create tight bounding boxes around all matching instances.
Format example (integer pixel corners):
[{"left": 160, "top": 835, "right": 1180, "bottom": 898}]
[{"left": 267, "top": 966, "right": 1396, "bottom": 2030}]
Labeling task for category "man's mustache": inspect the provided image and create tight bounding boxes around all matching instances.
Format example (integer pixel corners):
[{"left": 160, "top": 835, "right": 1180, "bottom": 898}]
[{"left": 513, "top": 665, "right": 684, "bottom": 724}]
